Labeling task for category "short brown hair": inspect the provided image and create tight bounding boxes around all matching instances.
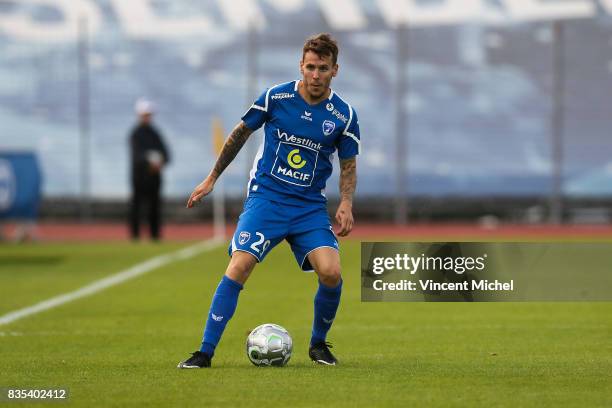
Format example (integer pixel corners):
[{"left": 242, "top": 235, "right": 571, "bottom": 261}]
[{"left": 302, "top": 33, "right": 339, "bottom": 65}]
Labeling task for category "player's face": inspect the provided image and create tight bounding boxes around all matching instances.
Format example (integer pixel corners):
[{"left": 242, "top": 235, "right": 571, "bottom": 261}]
[{"left": 300, "top": 51, "right": 338, "bottom": 101}]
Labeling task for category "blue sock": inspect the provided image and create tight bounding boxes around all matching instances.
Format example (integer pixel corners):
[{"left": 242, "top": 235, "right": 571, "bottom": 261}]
[
  {"left": 310, "top": 279, "right": 342, "bottom": 346},
  {"left": 200, "top": 275, "right": 243, "bottom": 357}
]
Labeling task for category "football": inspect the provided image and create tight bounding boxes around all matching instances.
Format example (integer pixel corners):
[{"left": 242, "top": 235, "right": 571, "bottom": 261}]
[{"left": 246, "top": 323, "right": 293, "bottom": 367}]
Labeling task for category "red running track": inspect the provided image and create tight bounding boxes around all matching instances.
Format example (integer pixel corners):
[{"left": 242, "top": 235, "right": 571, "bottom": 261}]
[{"left": 3, "top": 222, "right": 612, "bottom": 242}]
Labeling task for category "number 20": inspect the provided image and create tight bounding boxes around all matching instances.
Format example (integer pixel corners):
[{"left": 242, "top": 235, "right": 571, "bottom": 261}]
[{"left": 250, "top": 232, "right": 270, "bottom": 254}]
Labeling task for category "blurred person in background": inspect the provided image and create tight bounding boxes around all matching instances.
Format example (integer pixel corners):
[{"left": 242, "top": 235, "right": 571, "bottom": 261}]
[{"left": 128, "top": 98, "right": 170, "bottom": 241}]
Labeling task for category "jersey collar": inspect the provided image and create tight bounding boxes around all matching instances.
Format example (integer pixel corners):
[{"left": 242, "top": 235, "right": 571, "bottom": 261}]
[{"left": 294, "top": 80, "right": 334, "bottom": 106}]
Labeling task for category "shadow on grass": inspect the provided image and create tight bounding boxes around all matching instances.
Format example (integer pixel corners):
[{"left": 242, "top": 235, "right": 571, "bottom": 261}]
[{"left": 0, "top": 255, "right": 65, "bottom": 266}]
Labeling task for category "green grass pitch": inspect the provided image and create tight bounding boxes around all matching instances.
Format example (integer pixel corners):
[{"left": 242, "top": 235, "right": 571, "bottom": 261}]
[{"left": 1, "top": 239, "right": 611, "bottom": 407}]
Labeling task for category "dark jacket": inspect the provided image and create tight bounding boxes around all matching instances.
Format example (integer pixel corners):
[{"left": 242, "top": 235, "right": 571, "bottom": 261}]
[{"left": 129, "top": 122, "right": 170, "bottom": 185}]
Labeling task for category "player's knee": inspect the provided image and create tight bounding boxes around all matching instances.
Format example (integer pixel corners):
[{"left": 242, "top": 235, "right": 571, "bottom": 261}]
[
  {"left": 318, "top": 264, "right": 342, "bottom": 287},
  {"left": 226, "top": 253, "right": 257, "bottom": 284},
  {"left": 225, "top": 263, "right": 251, "bottom": 285}
]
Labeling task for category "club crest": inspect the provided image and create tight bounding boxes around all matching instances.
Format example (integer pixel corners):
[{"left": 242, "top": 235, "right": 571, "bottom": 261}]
[
  {"left": 239, "top": 231, "right": 251, "bottom": 245},
  {"left": 322, "top": 120, "right": 335, "bottom": 136}
]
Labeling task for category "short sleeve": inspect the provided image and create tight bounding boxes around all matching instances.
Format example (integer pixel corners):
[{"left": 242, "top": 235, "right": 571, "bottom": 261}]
[
  {"left": 241, "top": 89, "right": 269, "bottom": 131},
  {"left": 336, "top": 107, "right": 361, "bottom": 160}
]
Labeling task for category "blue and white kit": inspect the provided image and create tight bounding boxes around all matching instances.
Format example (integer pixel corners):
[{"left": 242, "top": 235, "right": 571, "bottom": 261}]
[{"left": 229, "top": 80, "right": 361, "bottom": 271}]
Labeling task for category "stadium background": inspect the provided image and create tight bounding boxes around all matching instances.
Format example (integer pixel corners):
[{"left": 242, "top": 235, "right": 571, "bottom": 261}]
[{"left": 3, "top": 0, "right": 612, "bottom": 224}]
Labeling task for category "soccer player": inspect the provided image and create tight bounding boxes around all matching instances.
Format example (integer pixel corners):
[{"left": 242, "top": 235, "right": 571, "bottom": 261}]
[{"left": 178, "top": 33, "right": 359, "bottom": 368}]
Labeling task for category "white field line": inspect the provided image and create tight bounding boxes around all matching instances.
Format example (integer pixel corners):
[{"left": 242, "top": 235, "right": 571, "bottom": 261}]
[{"left": 0, "top": 239, "right": 223, "bottom": 326}]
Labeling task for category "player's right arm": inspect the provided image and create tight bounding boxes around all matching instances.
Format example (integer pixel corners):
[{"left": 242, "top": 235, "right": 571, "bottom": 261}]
[
  {"left": 188, "top": 86, "right": 270, "bottom": 208},
  {"left": 186, "top": 121, "right": 254, "bottom": 208}
]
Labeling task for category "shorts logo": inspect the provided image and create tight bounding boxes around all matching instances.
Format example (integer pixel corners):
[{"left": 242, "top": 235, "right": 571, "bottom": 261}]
[
  {"left": 239, "top": 231, "right": 251, "bottom": 245},
  {"left": 287, "top": 149, "right": 307, "bottom": 169},
  {"left": 326, "top": 102, "right": 334, "bottom": 111},
  {"left": 322, "top": 120, "right": 335, "bottom": 136}
]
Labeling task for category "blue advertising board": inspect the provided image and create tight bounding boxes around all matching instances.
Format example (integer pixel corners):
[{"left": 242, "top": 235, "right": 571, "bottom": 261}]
[{"left": 0, "top": 152, "right": 42, "bottom": 220}]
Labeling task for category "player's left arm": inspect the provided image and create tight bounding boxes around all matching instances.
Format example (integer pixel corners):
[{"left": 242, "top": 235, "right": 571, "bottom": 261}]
[{"left": 336, "top": 156, "right": 357, "bottom": 237}]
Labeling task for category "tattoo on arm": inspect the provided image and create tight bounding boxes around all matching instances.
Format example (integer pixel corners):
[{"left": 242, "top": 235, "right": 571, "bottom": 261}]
[
  {"left": 339, "top": 157, "right": 357, "bottom": 203},
  {"left": 210, "top": 122, "right": 253, "bottom": 179}
]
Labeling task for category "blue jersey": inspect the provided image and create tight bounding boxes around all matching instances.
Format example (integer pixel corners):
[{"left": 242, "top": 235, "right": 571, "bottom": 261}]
[{"left": 241, "top": 80, "right": 360, "bottom": 206}]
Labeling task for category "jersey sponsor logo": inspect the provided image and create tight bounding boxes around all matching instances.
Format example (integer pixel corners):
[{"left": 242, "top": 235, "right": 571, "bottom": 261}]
[
  {"left": 326, "top": 102, "right": 334, "bottom": 112},
  {"left": 276, "top": 129, "right": 322, "bottom": 151},
  {"left": 239, "top": 231, "right": 251, "bottom": 245},
  {"left": 271, "top": 92, "right": 295, "bottom": 100},
  {"left": 301, "top": 110, "right": 313, "bottom": 121},
  {"left": 331, "top": 109, "right": 348, "bottom": 124},
  {"left": 322, "top": 120, "right": 335, "bottom": 136},
  {"left": 271, "top": 141, "right": 319, "bottom": 187},
  {"left": 276, "top": 166, "right": 311, "bottom": 183},
  {"left": 287, "top": 149, "right": 307, "bottom": 169}
]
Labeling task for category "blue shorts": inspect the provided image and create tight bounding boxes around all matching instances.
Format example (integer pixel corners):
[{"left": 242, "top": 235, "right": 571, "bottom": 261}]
[{"left": 228, "top": 196, "right": 338, "bottom": 271}]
